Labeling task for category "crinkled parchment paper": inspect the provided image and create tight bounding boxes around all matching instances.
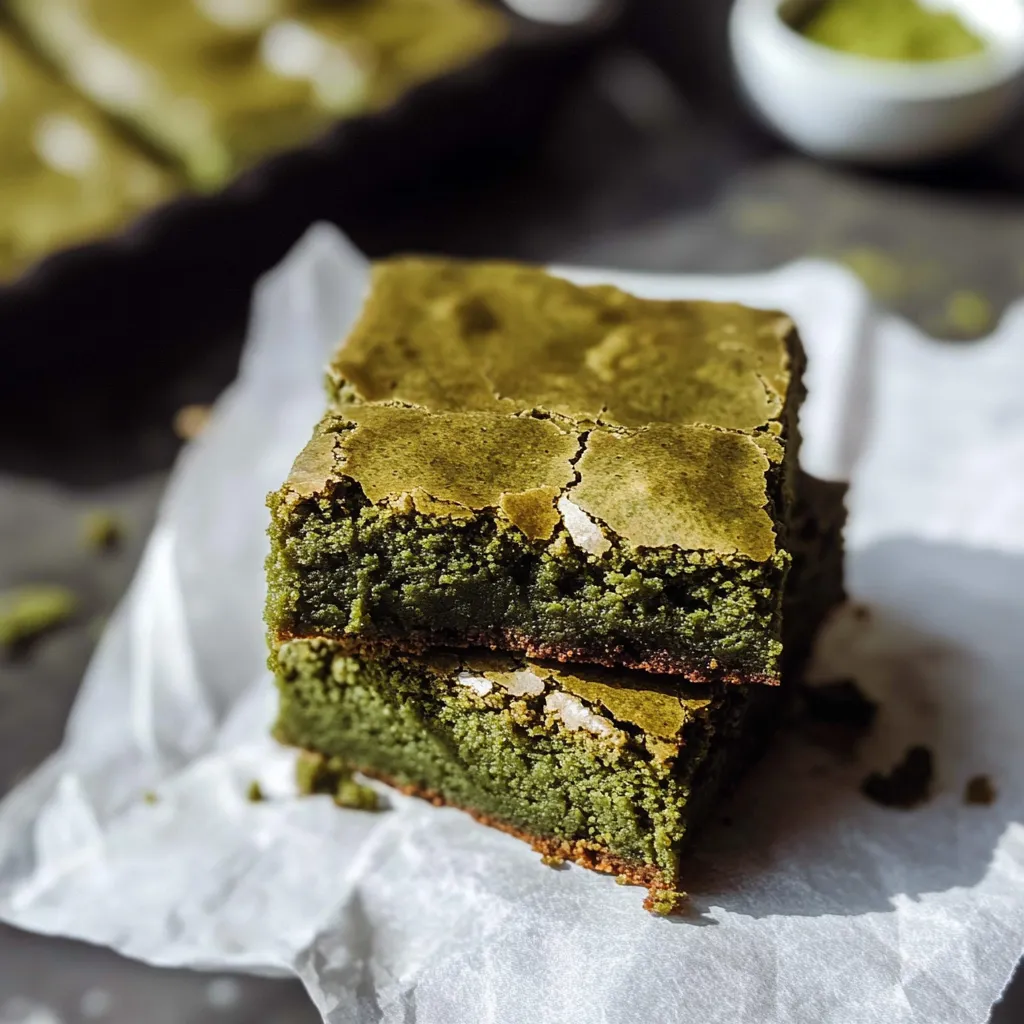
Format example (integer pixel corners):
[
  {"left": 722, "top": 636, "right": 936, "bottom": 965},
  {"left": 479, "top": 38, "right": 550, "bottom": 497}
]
[{"left": 1, "top": 225, "right": 1022, "bottom": 1024}]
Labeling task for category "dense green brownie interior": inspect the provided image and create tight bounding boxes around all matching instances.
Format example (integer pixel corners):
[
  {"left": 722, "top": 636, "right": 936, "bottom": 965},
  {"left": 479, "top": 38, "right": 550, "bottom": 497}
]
[
  {"left": 0, "top": 28, "right": 179, "bottom": 280},
  {"left": 270, "top": 473, "right": 844, "bottom": 906},
  {"left": 10, "top": 0, "right": 507, "bottom": 189},
  {"left": 273, "top": 640, "right": 780, "bottom": 900},
  {"left": 267, "top": 259, "right": 807, "bottom": 682}
]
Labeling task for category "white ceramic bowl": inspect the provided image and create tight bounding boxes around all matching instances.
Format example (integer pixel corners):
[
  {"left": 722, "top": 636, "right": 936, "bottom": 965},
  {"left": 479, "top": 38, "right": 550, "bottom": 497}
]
[{"left": 729, "top": 0, "right": 1024, "bottom": 164}]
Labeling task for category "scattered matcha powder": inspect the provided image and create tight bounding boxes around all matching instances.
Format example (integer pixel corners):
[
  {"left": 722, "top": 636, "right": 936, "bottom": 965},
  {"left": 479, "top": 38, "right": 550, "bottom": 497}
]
[
  {"left": 143, "top": 790, "right": 159, "bottom": 805},
  {"left": 799, "top": 0, "right": 985, "bottom": 62},
  {"left": 0, "top": 585, "right": 77, "bottom": 648},
  {"left": 81, "top": 510, "right": 122, "bottom": 552},
  {"left": 246, "top": 780, "right": 265, "bottom": 803},
  {"left": 944, "top": 290, "right": 993, "bottom": 335},
  {"left": 964, "top": 774, "right": 997, "bottom": 806}
]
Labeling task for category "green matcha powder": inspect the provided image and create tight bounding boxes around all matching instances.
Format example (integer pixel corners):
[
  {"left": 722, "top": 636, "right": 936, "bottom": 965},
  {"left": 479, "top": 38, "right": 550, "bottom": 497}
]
[{"left": 800, "top": 0, "right": 985, "bottom": 62}]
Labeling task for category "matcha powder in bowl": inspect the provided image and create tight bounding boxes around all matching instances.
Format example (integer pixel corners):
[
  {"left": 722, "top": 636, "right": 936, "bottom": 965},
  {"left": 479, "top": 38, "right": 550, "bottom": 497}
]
[
  {"left": 730, "top": 0, "right": 1024, "bottom": 163},
  {"left": 798, "top": 0, "right": 986, "bottom": 63}
]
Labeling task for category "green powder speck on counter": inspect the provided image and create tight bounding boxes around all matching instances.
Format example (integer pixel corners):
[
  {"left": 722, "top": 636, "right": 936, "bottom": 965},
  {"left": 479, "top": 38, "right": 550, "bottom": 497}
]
[
  {"left": 82, "top": 510, "right": 123, "bottom": 552},
  {"left": 944, "top": 290, "right": 993, "bottom": 334},
  {"left": 0, "top": 585, "right": 77, "bottom": 648},
  {"left": 800, "top": 0, "right": 986, "bottom": 62},
  {"left": 728, "top": 198, "right": 797, "bottom": 237},
  {"left": 838, "top": 246, "right": 911, "bottom": 299},
  {"left": 246, "top": 780, "right": 266, "bottom": 803}
]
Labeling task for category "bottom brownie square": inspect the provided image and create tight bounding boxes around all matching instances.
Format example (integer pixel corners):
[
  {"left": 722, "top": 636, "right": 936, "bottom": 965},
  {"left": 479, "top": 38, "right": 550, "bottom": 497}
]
[{"left": 272, "top": 641, "right": 781, "bottom": 911}]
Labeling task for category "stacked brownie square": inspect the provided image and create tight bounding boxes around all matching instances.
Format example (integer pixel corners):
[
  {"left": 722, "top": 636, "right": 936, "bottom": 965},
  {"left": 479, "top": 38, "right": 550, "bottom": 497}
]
[{"left": 266, "top": 258, "right": 845, "bottom": 910}]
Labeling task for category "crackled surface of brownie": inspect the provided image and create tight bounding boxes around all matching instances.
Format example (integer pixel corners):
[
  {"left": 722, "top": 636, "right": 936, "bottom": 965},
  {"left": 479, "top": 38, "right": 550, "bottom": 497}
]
[
  {"left": 268, "top": 259, "right": 807, "bottom": 682},
  {"left": 11, "top": 0, "right": 507, "bottom": 189},
  {"left": 274, "top": 639, "right": 781, "bottom": 907},
  {"left": 0, "top": 29, "right": 179, "bottom": 280}
]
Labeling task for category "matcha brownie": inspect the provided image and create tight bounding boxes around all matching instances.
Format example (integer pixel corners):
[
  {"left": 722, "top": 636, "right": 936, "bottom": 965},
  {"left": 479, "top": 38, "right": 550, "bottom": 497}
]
[
  {"left": 11, "top": 0, "right": 507, "bottom": 189},
  {"left": 273, "top": 641, "right": 782, "bottom": 909},
  {"left": 0, "top": 28, "right": 179, "bottom": 281},
  {"left": 270, "top": 467, "right": 844, "bottom": 908},
  {"left": 268, "top": 258, "right": 812, "bottom": 684}
]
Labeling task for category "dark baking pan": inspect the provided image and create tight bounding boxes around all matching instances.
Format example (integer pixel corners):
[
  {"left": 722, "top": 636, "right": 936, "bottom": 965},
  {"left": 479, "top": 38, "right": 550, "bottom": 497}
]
[{"left": 0, "top": 5, "right": 615, "bottom": 388}]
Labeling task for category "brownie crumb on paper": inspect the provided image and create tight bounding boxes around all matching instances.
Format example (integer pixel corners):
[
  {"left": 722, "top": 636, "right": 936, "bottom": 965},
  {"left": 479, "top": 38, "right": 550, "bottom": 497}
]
[
  {"left": 964, "top": 775, "right": 997, "bottom": 806},
  {"left": 861, "top": 746, "right": 934, "bottom": 809}
]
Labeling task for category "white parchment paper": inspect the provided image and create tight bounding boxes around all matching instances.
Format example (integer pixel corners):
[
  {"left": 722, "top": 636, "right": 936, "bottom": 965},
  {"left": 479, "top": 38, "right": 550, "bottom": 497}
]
[{"left": 1, "top": 225, "right": 1023, "bottom": 1024}]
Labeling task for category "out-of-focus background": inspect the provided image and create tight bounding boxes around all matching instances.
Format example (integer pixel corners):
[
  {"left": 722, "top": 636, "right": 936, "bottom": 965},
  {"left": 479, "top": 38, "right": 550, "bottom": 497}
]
[{"left": 1, "top": 0, "right": 1023, "bottom": 1020}]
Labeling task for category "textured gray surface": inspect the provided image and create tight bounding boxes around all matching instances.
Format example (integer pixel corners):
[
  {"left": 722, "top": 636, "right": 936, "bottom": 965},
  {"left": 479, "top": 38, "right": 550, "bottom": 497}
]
[
  {"left": 1, "top": 32, "right": 1023, "bottom": 1022},
  {"left": 0, "top": 476, "right": 321, "bottom": 1023}
]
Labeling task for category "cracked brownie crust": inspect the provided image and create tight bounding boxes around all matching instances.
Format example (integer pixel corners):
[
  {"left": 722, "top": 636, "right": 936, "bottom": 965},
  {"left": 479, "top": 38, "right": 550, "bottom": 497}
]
[{"left": 267, "top": 258, "right": 806, "bottom": 682}]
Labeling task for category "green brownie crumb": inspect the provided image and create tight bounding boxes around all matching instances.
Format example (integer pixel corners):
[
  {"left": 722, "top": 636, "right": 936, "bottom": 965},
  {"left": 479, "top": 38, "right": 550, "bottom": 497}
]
[
  {"left": 645, "top": 889, "right": 687, "bottom": 916},
  {"left": 296, "top": 750, "right": 331, "bottom": 795},
  {"left": 295, "top": 750, "right": 379, "bottom": 810},
  {"left": 81, "top": 510, "right": 123, "bottom": 552},
  {"left": 541, "top": 854, "right": 566, "bottom": 868},
  {"left": 246, "top": 780, "right": 265, "bottom": 803},
  {"left": 335, "top": 778, "right": 380, "bottom": 812},
  {"left": 0, "top": 585, "right": 76, "bottom": 648}
]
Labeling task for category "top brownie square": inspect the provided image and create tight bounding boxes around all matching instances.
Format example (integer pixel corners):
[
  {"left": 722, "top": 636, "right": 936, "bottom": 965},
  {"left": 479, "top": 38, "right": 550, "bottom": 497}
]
[{"left": 267, "top": 258, "right": 806, "bottom": 683}]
